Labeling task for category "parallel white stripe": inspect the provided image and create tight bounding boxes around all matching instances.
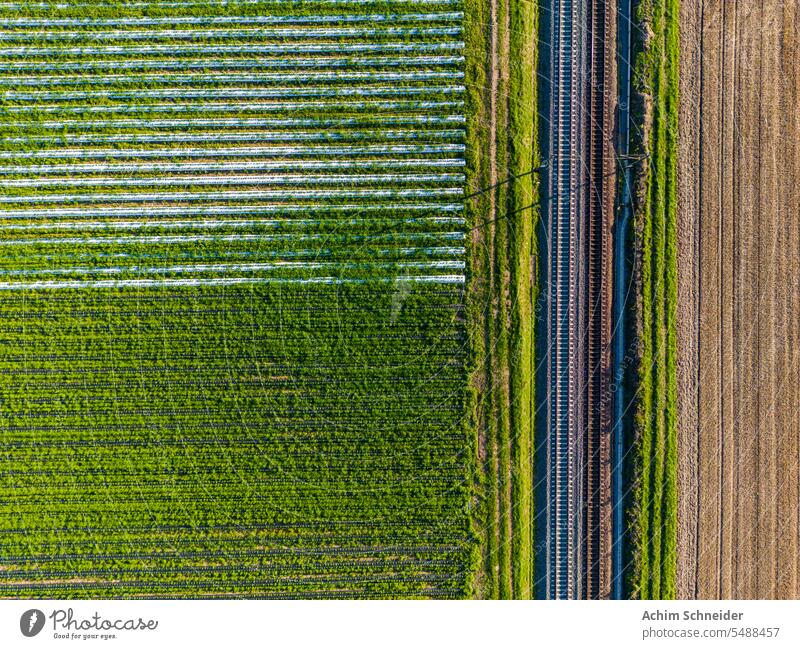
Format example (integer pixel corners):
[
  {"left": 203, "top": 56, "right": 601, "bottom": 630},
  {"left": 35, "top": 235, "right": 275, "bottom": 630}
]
[
  {"left": 2, "top": 86, "right": 465, "bottom": 100},
  {"left": 16, "top": 246, "right": 467, "bottom": 260},
  {"left": 3, "top": 174, "right": 463, "bottom": 188},
  {"left": 0, "top": 189, "right": 464, "bottom": 204},
  {"left": 0, "top": 205, "right": 463, "bottom": 219},
  {"left": 18, "top": 117, "right": 465, "bottom": 129},
  {"left": 3, "top": 130, "right": 465, "bottom": 144},
  {"left": 0, "top": 42, "right": 463, "bottom": 56},
  {"left": 0, "top": 144, "right": 466, "bottom": 159},
  {"left": 0, "top": 159, "right": 466, "bottom": 174},
  {"left": 0, "top": 71, "right": 465, "bottom": 86},
  {"left": 399, "top": 246, "right": 464, "bottom": 256},
  {"left": 1, "top": 217, "right": 464, "bottom": 231},
  {"left": 0, "top": 232, "right": 466, "bottom": 245},
  {"left": 0, "top": 260, "right": 465, "bottom": 276},
  {"left": 0, "top": 27, "right": 462, "bottom": 41},
  {"left": 0, "top": 275, "right": 466, "bottom": 290},
  {"left": 2, "top": 262, "right": 321, "bottom": 275},
  {"left": 0, "top": 56, "right": 465, "bottom": 72},
  {"left": 0, "top": 13, "right": 464, "bottom": 27},
  {"left": 0, "top": 100, "right": 465, "bottom": 114}
]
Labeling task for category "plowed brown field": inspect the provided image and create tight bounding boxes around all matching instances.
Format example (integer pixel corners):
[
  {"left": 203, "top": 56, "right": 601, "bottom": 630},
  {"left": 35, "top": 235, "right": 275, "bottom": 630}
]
[{"left": 677, "top": 0, "right": 800, "bottom": 599}]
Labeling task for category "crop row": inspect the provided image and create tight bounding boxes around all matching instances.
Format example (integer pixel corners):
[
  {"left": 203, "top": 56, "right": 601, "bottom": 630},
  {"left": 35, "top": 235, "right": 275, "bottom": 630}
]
[
  {"left": 1, "top": 172, "right": 463, "bottom": 185},
  {"left": 0, "top": 55, "right": 464, "bottom": 72},
  {"left": 1, "top": 97, "right": 464, "bottom": 115},
  {"left": 0, "top": 159, "right": 465, "bottom": 174},
  {"left": 0, "top": 13, "right": 462, "bottom": 27},
  {"left": 0, "top": 143, "right": 465, "bottom": 157},
  {"left": 0, "top": 132, "right": 464, "bottom": 148},
  {"left": 4, "top": 116, "right": 465, "bottom": 130},
  {"left": 0, "top": 42, "right": 464, "bottom": 57}
]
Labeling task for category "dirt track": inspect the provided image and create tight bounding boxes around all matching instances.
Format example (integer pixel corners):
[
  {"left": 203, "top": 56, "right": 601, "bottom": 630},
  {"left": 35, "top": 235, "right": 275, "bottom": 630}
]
[{"left": 677, "top": 0, "right": 800, "bottom": 599}]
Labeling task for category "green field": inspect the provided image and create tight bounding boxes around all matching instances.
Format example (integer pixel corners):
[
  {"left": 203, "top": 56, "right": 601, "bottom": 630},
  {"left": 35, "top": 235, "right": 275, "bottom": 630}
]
[
  {"left": 627, "top": 0, "right": 679, "bottom": 600},
  {"left": 0, "top": 0, "right": 474, "bottom": 598}
]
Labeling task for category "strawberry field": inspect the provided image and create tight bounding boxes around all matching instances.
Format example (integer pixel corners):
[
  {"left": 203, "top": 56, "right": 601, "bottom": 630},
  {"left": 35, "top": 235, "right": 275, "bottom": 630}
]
[{"left": 0, "top": 0, "right": 471, "bottom": 598}]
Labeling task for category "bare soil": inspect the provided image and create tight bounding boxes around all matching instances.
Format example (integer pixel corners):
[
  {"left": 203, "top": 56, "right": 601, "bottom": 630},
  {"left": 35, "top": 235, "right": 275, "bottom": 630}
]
[{"left": 677, "top": 0, "right": 800, "bottom": 599}]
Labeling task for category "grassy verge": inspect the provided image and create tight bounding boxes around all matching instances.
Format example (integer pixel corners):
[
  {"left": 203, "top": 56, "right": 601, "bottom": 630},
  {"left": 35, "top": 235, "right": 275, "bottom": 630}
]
[
  {"left": 465, "top": 0, "right": 538, "bottom": 599},
  {"left": 627, "top": 0, "right": 679, "bottom": 599},
  {"left": 507, "top": 0, "right": 537, "bottom": 599}
]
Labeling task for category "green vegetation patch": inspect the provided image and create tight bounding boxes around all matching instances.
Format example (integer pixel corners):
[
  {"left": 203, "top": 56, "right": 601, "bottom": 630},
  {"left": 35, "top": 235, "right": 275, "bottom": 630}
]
[
  {"left": 0, "top": 0, "right": 473, "bottom": 598},
  {"left": 627, "top": 0, "right": 679, "bottom": 600}
]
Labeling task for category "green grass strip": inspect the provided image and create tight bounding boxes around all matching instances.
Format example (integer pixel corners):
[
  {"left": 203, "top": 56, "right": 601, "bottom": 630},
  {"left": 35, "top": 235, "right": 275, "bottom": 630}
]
[
  {"left": 628, "top": 0, "right": 678, "bottom": 599},
  {"left": 507, "top": 0, "right": 536, "bottom": 599},
  {"left": 465, "top": 0, "right": 537, "bottom": 599}
]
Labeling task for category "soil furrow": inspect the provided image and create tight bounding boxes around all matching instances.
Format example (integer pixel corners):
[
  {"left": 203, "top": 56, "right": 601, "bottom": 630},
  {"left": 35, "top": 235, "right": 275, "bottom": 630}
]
[
  {"left": 678, "top": 0, "right": 800, "bottom": 599},
  {"left": 676, "top": 0, "right": 701, "bottom": 601}
]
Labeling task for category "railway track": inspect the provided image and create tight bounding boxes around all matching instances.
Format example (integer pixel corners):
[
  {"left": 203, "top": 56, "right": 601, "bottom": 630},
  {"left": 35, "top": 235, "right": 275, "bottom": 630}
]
[
  {"left": 543, "top": 0, "right": 614, "bottom": 600},
  {"left": 584, "top": 0, "right": 615, "bottom": 600},
  {"left": 544, "top": 0, "right": 582, "bottom": 600}
]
